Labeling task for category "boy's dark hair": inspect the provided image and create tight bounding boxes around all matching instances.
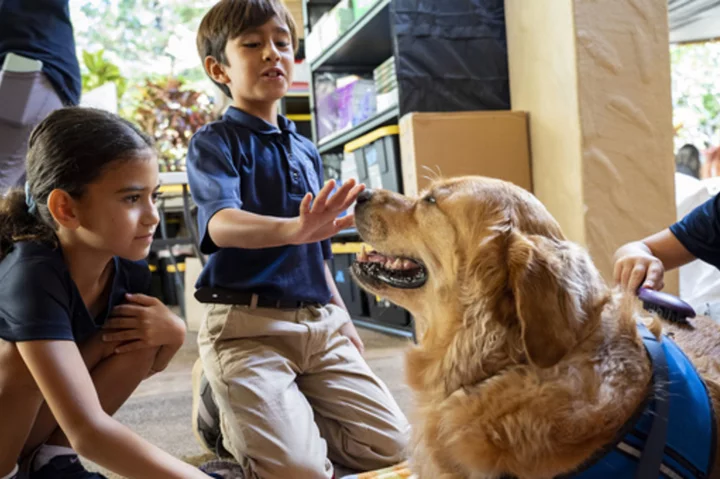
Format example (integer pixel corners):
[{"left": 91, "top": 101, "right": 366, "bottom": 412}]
[
  {"left": 0, "top": 107, "right": 154, "bottom": 260},
  {"left": 675, "top": 143, "right": 701, "bottom": 179},
  {"left": 197, "top": 0, "right": 298, "bottom": 99}
]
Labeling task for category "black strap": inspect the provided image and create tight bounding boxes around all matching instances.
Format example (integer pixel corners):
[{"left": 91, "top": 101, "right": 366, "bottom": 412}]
[
  {"left": 194, "top": 287, "right": 319, "bottom": 309},
  {"left": 635, "top": 323, "right": 670, "bottom": 479}
]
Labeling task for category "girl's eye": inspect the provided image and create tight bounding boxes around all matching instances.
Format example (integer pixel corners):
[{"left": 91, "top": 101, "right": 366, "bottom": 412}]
[
  {"left": 243, "top": 42, "right": 261, "bottom": 48},
  {"left": 276, "top": 41, "right": 290, "bottom": 48},
  {"left": 125, "top": 195, "right": 141, "bottom": 204},
  {"left": 152, "top": 192, "right": 162, "bottom": 203}
]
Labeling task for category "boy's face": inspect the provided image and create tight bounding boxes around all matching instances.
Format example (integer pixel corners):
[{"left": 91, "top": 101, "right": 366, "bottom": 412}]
[{"left": 215, "top": 16, "right": 295, "bottom": 105}]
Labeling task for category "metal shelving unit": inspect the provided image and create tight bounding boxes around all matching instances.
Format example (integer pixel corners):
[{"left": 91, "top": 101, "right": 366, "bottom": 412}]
[
  {"left": 303, "top": 0, "right": 413, "bottom": 337},
  {"left": 304, "top": 0, "right": 398, "bottom": 153},
  {"left": 317, "top": 106, "right": 399, "bottom": 154},
  {"left": 309, "top": 0, "right": 392, "bottom": 71}
]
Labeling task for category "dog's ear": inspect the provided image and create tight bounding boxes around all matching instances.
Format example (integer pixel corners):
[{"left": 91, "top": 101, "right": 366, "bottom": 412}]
[{"left": 507, "top": 231, "right": 601, "bottom": 368}]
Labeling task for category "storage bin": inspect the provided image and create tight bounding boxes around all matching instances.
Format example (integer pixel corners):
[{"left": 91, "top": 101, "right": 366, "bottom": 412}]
[
  {"left": 367, "top": 295, "right": 412, "bottom": 328},
  {"left": 344, "top": 125, "right": 402, "bottom": 192},
  {"left": 329, "top": 244, "right": 369, "bottom": 318}
]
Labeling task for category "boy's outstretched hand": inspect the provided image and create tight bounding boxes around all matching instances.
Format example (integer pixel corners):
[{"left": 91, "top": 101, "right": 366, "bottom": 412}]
[{"left": 286, "top": 179, "right": 365, "bottom": 245}]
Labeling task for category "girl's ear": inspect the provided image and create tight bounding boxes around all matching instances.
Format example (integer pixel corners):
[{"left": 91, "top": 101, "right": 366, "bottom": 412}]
[{"left": 47, "top": 189, "right": 80, "bottom": 230}]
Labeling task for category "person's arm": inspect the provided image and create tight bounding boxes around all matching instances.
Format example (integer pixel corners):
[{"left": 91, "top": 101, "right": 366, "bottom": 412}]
[
  {"left": 186, "top": 130, "right": 362, "bottom": 252},
  {"left": 324, "top": 262, "right": 365, "bottom": 354},
  {"left": 16, "top": 340, "right": 209, "bottom": 479},
  {"left": 614, "top": 193, "right": 720, "bottom": 291},
  {"left": 644, "top": 229, "right": 697, "bottom": 269},
  {"left": 613, "top": 229, "right": 696, "bottom": 291},
  {"left": 102, "top": 293, "right": 186, "bottom": 375},
  {"left": 208, "top": 178, "right": 361, "bottom": 249}
]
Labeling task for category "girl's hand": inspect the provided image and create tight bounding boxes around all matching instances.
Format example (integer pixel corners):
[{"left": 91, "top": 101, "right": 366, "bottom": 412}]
[{"left": 103, "top": 293, "right": 186, "bottom": 354}]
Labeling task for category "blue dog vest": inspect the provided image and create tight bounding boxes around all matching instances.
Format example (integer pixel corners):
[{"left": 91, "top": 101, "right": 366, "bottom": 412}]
[{"left": 565, "top": 325, "right": 716, "bottom": 478}]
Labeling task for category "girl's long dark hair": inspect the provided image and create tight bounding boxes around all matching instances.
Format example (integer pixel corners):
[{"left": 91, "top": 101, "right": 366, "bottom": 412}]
[{"left": 0, "top": 107, "right": 153, "bottom": 259}]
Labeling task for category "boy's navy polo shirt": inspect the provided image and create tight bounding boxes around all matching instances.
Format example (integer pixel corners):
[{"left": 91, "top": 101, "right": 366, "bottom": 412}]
[
  {"left": 0, "top": 0, "right": 82, "bottom": 106},
  {"left": 0, "top": 241, "right": 152, "bottom": 343},
  {"left": 670, "top": 193, "right": 720, "bottom": 268},
  {"left": 186, "top": 106, "right": 333, "bottom": 305}
]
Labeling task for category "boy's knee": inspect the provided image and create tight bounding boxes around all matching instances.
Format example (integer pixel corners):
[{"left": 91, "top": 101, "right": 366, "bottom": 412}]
[
  {"left": 348, "top": 418, "right": 411, "bottom": 468},
  {"left": 383, "top": 423, "right": 410, "bottom": 463}
]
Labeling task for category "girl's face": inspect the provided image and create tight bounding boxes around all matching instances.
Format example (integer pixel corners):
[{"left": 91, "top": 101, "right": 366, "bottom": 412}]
[{"left": 73, "top": 150, "right": 161, "bottom": 261}]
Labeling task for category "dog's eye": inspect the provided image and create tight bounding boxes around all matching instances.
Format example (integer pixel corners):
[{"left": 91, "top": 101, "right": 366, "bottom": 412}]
[{"left": 424, "top": 194, "right": 436, "bottom": 204}]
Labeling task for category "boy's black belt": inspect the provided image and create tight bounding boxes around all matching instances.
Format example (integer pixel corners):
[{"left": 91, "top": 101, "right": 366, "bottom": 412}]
[{"left": 194, "top": 288, "right": 321, "bottom": 309}]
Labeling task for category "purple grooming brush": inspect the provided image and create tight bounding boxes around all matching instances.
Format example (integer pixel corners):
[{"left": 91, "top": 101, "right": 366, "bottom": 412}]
[{"left": 637, "top": 287, "right": 696, "bottom": 324}]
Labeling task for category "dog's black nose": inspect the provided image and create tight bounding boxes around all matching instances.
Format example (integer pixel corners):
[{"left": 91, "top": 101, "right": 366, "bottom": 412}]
[{"left": 356, "top": 189, "right": 374, "bottom": 205}]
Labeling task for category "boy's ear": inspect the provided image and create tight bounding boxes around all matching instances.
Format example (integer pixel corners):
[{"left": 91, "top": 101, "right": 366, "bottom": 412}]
[{"left": 205, "top": 56, "right": 230, "bottom": 85}]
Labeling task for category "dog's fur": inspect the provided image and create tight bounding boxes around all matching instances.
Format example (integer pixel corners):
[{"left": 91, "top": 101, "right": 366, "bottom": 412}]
[{"left": 352, "top": 176, "right": 720, "bottom": 479}]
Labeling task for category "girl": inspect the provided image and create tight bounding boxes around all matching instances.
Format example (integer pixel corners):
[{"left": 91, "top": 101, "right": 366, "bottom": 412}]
[{"left": 0, "top": 107, "right": 219, "bottom": 479}]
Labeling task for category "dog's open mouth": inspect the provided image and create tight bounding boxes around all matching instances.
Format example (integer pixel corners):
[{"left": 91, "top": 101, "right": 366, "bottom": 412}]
[{"left": 351, "top": 245, "right": 427, "bottom": 289}]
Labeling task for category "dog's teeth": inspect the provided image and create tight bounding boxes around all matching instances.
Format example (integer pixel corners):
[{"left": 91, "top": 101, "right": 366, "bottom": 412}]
[
  {"left": 357, "top": 246, "right": 368, "bottom": 262},
  {"left": 402, "top": 260, "right": 414, "bottom": 270},
  {"left": 392, "top": 258, "right": 403, "bottom": 270}
]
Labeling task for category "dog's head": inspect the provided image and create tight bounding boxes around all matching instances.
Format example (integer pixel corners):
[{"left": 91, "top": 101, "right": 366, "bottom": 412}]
[{"left": 352, "top": 176, "right": 608, "bottom": 371}]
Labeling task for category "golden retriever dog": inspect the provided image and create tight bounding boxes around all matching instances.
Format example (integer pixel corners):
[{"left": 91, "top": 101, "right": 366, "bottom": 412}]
[{"left": 350, "top": 176, "right": 720, "bottom": 479}]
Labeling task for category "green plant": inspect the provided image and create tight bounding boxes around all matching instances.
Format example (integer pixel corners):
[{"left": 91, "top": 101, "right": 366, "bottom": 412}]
[
  {"left": 81, "top": 49, "right": 128, "bottom": 100},
  {"left": 131, "top": 77, "right": 215, "bottom": 172},
  {"left": 671, "top": 41, "right": 720, "bottom": 151}
]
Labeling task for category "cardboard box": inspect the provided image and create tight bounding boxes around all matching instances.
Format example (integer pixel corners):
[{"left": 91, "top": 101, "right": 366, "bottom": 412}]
[{"left": 399, "top": 111, "right": 532, "bottom": 196}]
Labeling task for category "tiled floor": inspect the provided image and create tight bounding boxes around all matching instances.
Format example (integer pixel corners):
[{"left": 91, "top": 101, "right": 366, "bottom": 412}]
[{"left": 91, "top": 326, "right": 414, "bottom": 478}]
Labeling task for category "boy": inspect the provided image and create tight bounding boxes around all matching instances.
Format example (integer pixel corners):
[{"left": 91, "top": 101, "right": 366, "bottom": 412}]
[
  {"left": 186, "top": 1, "right": 409, "bottom": 478},
  {"left": 614, "top": 193, "right": 720, "bottom": 293}
]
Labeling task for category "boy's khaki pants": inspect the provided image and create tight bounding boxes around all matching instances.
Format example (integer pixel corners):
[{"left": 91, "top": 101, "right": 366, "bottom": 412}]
[{"left": 197, "top": 303, "right": 410, "bottom": 479}]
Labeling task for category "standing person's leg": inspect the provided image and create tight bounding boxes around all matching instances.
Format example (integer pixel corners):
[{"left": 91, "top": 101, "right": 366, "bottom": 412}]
[
  {"left": 0, "top": 72, "right": 64, "bottom": 193},
  {"left": 297, "top": 305, "right": 410, "bottom": 472},
  {"left": 197, "top": 304, "right": 335, "bottom": 479}
]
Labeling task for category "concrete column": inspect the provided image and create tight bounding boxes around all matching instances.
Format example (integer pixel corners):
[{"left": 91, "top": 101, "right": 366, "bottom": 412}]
[{"left": 505, "top": 0, "right": 678, "bottom": 291}]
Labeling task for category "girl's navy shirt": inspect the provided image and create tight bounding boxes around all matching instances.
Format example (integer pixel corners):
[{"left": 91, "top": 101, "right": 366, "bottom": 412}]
[{"left": 0, "top": 241, "right": 151, "bottom": 343}]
